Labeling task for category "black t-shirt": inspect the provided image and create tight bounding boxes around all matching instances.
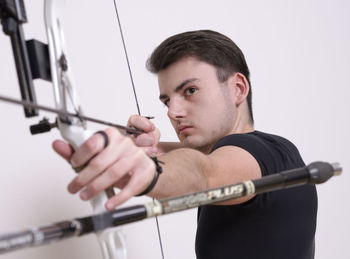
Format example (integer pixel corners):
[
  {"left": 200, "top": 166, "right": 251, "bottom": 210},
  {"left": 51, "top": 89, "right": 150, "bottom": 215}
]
[{"left": 195, "top": 131, "right": 318, "bottom": 259}]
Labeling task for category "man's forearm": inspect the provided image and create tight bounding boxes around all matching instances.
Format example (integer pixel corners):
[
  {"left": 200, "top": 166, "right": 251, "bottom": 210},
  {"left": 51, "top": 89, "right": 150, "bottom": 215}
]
[{"left": 149, "top": 148, "right": 210, "bottom": 199}]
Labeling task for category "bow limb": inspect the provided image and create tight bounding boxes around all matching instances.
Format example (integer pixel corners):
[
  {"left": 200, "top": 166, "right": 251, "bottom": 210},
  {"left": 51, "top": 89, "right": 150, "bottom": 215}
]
[{"left": 44, "top": 1, "right": 126, "bottom": 258}]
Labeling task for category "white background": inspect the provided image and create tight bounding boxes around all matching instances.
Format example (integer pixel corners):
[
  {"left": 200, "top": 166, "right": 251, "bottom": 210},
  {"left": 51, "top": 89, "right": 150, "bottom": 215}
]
[{"left": 0, "top": 0, "right": 349, "bottom": 258}]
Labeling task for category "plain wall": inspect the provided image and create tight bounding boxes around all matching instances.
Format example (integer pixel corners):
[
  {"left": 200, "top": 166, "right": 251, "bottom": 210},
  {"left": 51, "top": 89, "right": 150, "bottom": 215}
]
[{"left": 0, "top": 0, "right": 349, "bottom": 258}]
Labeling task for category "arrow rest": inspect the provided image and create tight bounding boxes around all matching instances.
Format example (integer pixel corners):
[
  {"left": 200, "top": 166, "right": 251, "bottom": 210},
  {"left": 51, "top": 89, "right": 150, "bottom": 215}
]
[{"left": 30, "top": 117, "right": 57, "bottom": 135}]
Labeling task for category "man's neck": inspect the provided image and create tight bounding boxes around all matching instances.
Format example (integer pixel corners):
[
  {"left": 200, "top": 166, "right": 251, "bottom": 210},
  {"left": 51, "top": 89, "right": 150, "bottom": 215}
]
[{"left": 200, "top": 123, "right": 255, "bottom": 154}]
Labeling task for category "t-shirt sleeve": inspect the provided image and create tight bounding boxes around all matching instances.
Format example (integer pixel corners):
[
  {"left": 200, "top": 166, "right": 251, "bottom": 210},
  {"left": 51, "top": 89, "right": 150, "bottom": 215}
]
[
  {"left": 211, "top": 133, "right": 280, "bottom": 177},
  {"left": 210, "top": 133, "right": 283, "bottom": 208}
]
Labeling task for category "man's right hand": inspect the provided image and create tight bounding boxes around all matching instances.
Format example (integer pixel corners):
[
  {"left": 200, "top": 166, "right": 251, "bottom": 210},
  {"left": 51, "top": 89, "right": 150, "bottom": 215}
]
[{"left": 127, "top": 115, "right": 161, "bottom": 156}]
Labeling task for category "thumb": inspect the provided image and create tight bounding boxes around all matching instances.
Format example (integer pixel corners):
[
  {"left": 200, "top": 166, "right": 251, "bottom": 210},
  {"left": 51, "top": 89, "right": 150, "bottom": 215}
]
[
  {"left": 135, "top": 134, "right": 155, "bottom": 147},
  {"left": 52, "top": 139, "right": 74, "bottom": 162}
]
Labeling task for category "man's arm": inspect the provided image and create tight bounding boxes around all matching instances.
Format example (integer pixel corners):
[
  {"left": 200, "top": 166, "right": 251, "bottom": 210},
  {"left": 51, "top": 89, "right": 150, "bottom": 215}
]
[
  {"left": 150, "top": 145, "right": 261, "bottom": 205},
  {"left": 158, "top": 142, "right": 183, "bottom": 154},
  {"left": 124, "top": 115, "right": 261, "bottom": 205},
  {"left": 53, "top": 117, "right": 261, "bottom": 209}
]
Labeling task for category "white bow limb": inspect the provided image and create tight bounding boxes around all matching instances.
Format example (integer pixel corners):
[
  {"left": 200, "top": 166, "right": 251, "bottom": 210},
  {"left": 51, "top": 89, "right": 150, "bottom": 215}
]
[{"left": 44, "top": 0, "right": 127, "bottom": 258}]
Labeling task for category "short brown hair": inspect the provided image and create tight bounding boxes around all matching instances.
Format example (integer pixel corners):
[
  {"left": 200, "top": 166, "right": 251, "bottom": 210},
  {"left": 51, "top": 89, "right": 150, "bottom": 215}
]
[{"left": 146, "top": 30, "right": 253, "bottom": 124}]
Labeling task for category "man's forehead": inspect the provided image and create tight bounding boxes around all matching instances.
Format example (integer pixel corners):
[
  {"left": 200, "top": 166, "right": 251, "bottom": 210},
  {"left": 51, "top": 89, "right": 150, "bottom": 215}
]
[{"left": 157, "top": 57, "right": 216, "bottom": 93}]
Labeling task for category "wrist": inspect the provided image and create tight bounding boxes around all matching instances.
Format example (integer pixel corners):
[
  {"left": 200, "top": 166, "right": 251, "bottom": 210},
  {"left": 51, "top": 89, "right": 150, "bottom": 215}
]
[{"left": 135, "top": 156, "right": 164, "bottom": 196}]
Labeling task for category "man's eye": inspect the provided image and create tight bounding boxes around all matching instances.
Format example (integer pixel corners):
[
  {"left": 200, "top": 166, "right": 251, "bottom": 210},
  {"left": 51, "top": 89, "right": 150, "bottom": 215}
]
[
  {"left": 185, "top": 87, "right": 197, "bottom": 95},
  {"left": 163, "top": 100, "right": 170, "bottom": 107}
]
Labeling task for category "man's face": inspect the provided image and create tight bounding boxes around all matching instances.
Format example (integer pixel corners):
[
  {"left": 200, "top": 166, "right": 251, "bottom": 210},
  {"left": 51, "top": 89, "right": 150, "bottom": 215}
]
[{"left": 158, "top": 57, "right": 238, "bottom": 152}]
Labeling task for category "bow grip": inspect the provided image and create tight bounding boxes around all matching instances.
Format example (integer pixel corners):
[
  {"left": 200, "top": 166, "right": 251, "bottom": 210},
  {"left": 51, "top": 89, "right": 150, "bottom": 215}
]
[
  {"left": 57, "top": 120, "right": 92, "bottom": 151},
  {"left": 57, "top": 120, "right": 107, "bottom": 212}
]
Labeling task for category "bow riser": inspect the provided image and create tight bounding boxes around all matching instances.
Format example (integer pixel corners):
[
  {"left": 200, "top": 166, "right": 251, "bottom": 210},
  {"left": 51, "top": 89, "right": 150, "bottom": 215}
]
[{"left": 44, "top": 0, "right": 126, "bottom": 258}]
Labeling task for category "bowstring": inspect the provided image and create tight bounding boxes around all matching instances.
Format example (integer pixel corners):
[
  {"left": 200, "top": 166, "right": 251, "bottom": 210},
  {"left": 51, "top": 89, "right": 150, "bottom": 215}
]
[
  {"left": 112, "top": 1, "right": 165, "bottom": 259},
  {"left": 112, "top": 0, "right": 140, "bottom": 116}
]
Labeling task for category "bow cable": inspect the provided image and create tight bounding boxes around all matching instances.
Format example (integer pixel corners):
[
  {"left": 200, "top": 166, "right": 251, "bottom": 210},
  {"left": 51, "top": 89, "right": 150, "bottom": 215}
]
[{"left": 112, "top": 1, "right": 165, "bottom": 258}]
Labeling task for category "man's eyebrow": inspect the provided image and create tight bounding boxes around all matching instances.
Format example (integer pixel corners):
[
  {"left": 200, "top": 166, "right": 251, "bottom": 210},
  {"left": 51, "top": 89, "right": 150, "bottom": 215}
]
[{"left": 159, "top": 78, "right": 198, "bottom": 100}]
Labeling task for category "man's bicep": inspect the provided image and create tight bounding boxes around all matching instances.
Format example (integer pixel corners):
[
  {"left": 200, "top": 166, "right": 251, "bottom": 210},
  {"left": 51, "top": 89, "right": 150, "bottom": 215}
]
[
  {"left": 206, "top": 145, "right": 261, "bottom": 205},
  {"left": 158, "top": 142, "right": 183, "bottom": 154}
]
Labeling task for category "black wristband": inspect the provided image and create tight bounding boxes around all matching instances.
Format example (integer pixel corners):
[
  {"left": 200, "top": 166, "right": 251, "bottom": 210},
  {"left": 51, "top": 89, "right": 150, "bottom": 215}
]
[{"left": 136, "top": 157, "right": 164, "bottom": 196}]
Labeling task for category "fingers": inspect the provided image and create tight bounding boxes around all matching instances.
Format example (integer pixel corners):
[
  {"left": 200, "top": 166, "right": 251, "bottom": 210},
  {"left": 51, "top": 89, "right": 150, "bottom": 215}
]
[
  {"left": 52, "top": 140, "right": 74, "bottom": 162},
  {"left": 72, "top": 138, "right": 135, "bottom": 196},
  {"left": 79, "top": 157, "right": 133, "bottom": 201},
  {"left": 70, "top": 128, "right": 114, "bottom": 168},
  {"left": 128, "top": 114, "right": 160, "bottom": 156},
  {"left": 79, "top": 148, "right": 154, "bottom": 210},
  {"left": 106, "top": 156, "right": 155, "bottom": 210},
  {"left": 128, "top": 114, "right": 155, "bottom": 133},
  {"left": 135, "top": 134, "right": 155, "bottom": 147},
  {"left": 68, "top": 128, "right": 125, "bottom": 194},
  {"left": 61, "top": 126, "right": 156, "bottom": 210}
]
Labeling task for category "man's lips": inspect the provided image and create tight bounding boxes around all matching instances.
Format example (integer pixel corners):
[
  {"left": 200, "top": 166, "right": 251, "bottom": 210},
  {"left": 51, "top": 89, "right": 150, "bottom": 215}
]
[{"left": 177, "top": 125, "right": 193, "bottom": 135}]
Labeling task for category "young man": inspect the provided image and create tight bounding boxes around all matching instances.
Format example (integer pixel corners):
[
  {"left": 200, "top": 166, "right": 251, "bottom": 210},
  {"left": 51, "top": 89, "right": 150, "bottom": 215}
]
[{"left": 53, "top": 30, "right": 317, "bottom": 259}]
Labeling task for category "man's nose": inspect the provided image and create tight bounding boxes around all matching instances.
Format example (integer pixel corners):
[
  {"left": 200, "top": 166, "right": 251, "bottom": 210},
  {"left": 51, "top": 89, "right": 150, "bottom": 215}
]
[{"left": 167, "top": 98, "right": 187, "bottom": 120}]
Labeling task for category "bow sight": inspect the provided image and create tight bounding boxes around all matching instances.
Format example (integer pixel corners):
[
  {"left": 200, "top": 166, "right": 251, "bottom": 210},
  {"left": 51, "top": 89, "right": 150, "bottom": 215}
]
[{"left": 0, "top": 0, "right": 57, "bottom": 133}]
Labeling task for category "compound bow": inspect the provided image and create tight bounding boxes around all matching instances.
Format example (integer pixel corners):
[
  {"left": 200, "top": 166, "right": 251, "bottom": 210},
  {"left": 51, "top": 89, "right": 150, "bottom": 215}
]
[
  {"left": 0, "top": 1, "right": 343, "bottom": 259},
  {"left": 0, "top": 0, "right": 164, "bottom": 258}
]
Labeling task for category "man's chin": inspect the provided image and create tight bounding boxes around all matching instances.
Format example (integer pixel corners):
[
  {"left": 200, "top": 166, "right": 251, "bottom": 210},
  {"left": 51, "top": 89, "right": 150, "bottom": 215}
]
[{"left": 180, "top": 135, "right": 206, "bottom": 150}]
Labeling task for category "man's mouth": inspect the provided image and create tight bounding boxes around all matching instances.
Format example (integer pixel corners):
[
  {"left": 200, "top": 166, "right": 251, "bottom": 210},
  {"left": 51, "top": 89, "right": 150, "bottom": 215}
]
[{"left": 178, "top": 125, "right": 193, "bottom": 135}]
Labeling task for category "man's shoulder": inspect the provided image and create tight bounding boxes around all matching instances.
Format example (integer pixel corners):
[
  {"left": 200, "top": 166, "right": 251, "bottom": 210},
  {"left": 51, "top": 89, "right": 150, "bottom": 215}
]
[
  {"left": 211, "top": 131, "right": 305, "bottom": 175},
  {"left": 211, "top": 130, "right": 293, "bottom": 151}
]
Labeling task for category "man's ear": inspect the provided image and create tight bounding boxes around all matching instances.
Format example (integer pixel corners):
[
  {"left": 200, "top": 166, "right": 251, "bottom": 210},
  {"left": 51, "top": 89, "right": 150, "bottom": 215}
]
[{"left": 228, "top": 72, "right": 250, "bottom": 106}]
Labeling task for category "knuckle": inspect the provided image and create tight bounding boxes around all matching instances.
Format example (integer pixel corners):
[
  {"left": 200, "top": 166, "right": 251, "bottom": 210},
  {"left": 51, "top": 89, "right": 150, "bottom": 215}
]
[
  {"left": 105, "top": 127, "right": 119, "bottom": 141},
  {"left": 105, "top": 127, "right": 115, "bottom": 136},
  {"left": 108, "top": 167, "right": 123, "bottom": 180},
  {"left": 115, "top": 132, "right": 125, "bottom": 141},
  {"left": 85, "top": 137, "right": 100, "bottom": 153},
  {"left": 88, "top": 158, "right": 104, "bottom": 172},
  {"left": 122, "top": 135, "right": 133, "bottom": 146},
  {"left": 120, "top": 189, "right": 132, "bottom": 201},
  {"left": 87, "top": 183, "right": 99, "bottom": 194},
  {"left": 134, "top": 148, "right": 145, "bottom": 160},
  {"left": 74, "top": 176, "right": 85, "bottom": 188}
]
